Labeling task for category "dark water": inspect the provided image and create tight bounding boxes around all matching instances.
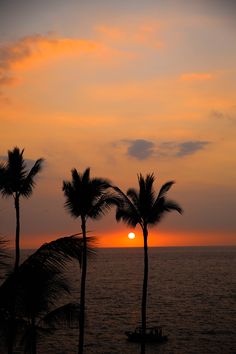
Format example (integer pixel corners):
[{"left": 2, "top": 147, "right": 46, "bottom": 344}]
[{"left": 5, "top": 247, "right": 236, "bottom": 353}]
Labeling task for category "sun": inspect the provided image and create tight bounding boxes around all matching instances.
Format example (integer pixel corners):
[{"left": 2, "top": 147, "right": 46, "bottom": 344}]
[{"left": 128, "top": 232, "right": 136, "bottom": 240}]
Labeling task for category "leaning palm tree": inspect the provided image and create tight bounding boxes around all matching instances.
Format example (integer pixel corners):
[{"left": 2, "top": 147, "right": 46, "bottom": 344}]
[
  {"left": 63, "top": 168, "right": 117, "bottom": 354},
  {"left": 0, "top": 147, "right": 43, "bottom": 272},
  {"left": 113, "top": 173, "right": 182, "bottom": 354},
  {"left": 0, "top": 234, "right": 91, "bottom": 354}
]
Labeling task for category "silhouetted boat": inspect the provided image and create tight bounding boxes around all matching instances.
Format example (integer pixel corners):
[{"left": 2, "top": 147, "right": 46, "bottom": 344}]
[{"left": 125, "top": 326, "right": 168, "bottom": 343}]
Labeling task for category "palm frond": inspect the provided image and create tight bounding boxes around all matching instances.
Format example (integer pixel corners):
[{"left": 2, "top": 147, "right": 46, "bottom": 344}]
[
  {"left": 90, "top": 177, "right": 111, "bottom": 193},
  {"left": 127, "top": 188, "right": 140, "bottom": 210},
  {"left": 157, "top": 181, "right": 175, "bottom": 199},
  {"left": 71, "top": 168, "right": 82, "bottom": 190},
  {"left": 163, "top": 200, "right": 183, "bottom": 214},
  {"left": 87, "top": 193, "right": 121, "bottom": 220},
  {"left": 42, "top": 302, "right": 80, "bottom": 329},
  {"left": 148, "top": 196, "right": 183, "bottom": 224},
  {"left": 81, "top": 168, "right": 90, "bottom": 184},
  {"left": 116, "top": 208, "right": 140, "bottom": 227},
  {"left": 17, "top": 270, "right": 70, "bottom": 319},
  {"left": 112, "top": 185, "right": 141, "bottom": 226},
  {"left": 62, "top": 181, "right": 81, "bottom": 218},
  {"left": 20, "top": 158, "right": 44, "bottom": 198},
  {"left": 138, "top": 173, "right": 156, "bottom": 217},
  {"left": 23, "top": 234, "right": 95, "bottom": 272},
  {"left": 0, "top": 234, "right": 94, "bottom": 327}
]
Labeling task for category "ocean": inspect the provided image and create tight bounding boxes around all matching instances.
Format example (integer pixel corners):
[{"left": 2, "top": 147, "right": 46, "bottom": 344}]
[{"left": 3, "top": 246, "right": 236, "bottom": 353}]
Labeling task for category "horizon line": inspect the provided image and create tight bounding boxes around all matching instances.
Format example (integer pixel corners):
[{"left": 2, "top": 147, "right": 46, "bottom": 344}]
[{"left": 18, "top": 244, "right": 236, "bottom": 250}]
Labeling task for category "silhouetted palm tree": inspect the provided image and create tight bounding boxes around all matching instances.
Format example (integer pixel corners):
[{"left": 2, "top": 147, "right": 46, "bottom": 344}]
[
  {"left": 0, "top": 147, "right": 43, "bottom": 272},
  {"left": 63, "top": 168, "right": 117, "bottom": 354},
  {"left": 0, "top": 234, "right": 91, "bottom": 354},
  {"left": 114, "top": 173, "right": 182, "bottom": 354}
]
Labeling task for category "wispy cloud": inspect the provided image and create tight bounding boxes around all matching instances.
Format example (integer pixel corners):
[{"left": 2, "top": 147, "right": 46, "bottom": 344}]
[
  {"left": 159, "top": 141, "right": 210, "bottom": 157},
  {"left": 175, "top": 141, "right": 209, "bottom": 157},
  {"left": 117, "top": 139, "right": 210, "bottom": 160},
  {"left": 210, "top": 109, "right": 235, "bottom": 123}
]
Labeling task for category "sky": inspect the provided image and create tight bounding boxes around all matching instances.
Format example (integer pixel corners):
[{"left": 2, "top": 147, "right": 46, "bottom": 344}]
[{"left": 0, "top": 0, "right": 236, "bottom": 248}]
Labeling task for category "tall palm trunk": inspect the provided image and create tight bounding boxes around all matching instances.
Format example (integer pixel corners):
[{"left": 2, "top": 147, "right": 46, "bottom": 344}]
[
  {"left": 78, "top": 216, "right": 87, "bottom": 354},
  {"left": 141, "top": 225, "right": 148, "bottom": 354},
  {"left": 14, "top": 194, "right": 20, "bottom": 273}
]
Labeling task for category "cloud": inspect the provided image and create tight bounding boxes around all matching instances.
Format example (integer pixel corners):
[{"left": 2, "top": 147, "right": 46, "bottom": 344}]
[
  {"left": 117, "top": 139, "right": 210, "bottom": 160},
  {"left": 180, "top": 72, "right": 213, "bottom": 81},
  {"left": 0, "top": 34, "right": 122, "bottom": 71},
  {"left": 175, "top": 141, "right": 209, "bottom": 157},
  {"left": 126, "top": 139, "right": 155, "bottom": 160},
  {"left": 158, "top": 140, "right": 210, "bottom": 157},
  {"left": 210, "top": 109, "right": 235, "bottom": 123},
  {"left": 0, "top": 34, "right": 132, "bottom": 101},
  {"left": 0, "top": 35, "right": 94, "bottom": 98}
]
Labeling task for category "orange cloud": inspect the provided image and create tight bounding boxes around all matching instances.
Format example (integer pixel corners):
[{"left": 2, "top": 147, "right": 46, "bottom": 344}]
[
  {"left": 12, "top": 35, "right": 131, "bottom": 69},
  {"left": 180, "top": 72, "right": 213, "bottom": 81},
  {"left": 0, "top": 34, "right": 133, "bottom": 101},
  {"left": 95, "top": 22, "right": 163, "bottom": 49}
]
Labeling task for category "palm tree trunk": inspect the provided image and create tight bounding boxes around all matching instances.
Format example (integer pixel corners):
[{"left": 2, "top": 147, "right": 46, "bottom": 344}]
[
  {"left": 14, "top": 195, "right": 20, "bottom": 273},
  {"left": 141, "top": 225, "right": 148, "bottom": 354},
  {"left": 78, "top": 216, "right": 87, "bottom": 354}
]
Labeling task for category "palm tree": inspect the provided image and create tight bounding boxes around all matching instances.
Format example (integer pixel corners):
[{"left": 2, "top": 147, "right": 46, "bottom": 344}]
[
  {"left": 0, "top": 147, "right": 43, "bottom": 272},
  {"left": 62, "top": 168, "right": 117, "bottom": 354},
  {"left": 0, "top": 234, "right": 91, "bottom": 354},
  {"left": 113, "top": 173, "right": 182, "bottom": 354}
]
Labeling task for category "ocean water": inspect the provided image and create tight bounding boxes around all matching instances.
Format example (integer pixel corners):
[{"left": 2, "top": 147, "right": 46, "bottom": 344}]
[{"left": 3, "top": 247, "right": 236, "bottom": 353}]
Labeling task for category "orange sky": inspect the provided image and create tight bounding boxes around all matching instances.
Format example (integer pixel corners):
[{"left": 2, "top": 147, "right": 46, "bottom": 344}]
[{"left": 0, "top": 0, "right": 236, "bottom": 248}]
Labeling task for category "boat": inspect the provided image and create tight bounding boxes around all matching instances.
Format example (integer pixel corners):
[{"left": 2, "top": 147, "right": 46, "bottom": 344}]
[{"left": 125, "top": 326, "right": 168, "bottom": 343}]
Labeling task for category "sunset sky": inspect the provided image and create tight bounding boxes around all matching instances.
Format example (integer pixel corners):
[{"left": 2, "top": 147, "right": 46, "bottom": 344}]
[{"left": 0, "top": 0, "right": 235, "bottom": 248}]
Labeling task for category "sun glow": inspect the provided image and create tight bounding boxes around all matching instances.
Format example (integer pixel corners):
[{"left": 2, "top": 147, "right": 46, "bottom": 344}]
[{"left": 128, "top": 232, "right": 136, "bottom": 240}]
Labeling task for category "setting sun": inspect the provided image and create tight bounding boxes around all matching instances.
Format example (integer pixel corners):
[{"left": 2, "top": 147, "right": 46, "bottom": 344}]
[{"left": 128, "top": 232, "right": 136, "bottom": 240}]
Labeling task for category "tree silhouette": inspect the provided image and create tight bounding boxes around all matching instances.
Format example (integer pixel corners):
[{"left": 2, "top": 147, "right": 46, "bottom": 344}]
[
  {"left": 113, "top": 173, "right": 182, "bottom": 354},
  {"left": 63, "top": 168, "right": 117, "bottom": 354},
  {"left": 0, "top": 234, "right": 91, "bottom": 354},
  {"left": 0, "top": 147, "right": 43, "bottom": 272}
]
